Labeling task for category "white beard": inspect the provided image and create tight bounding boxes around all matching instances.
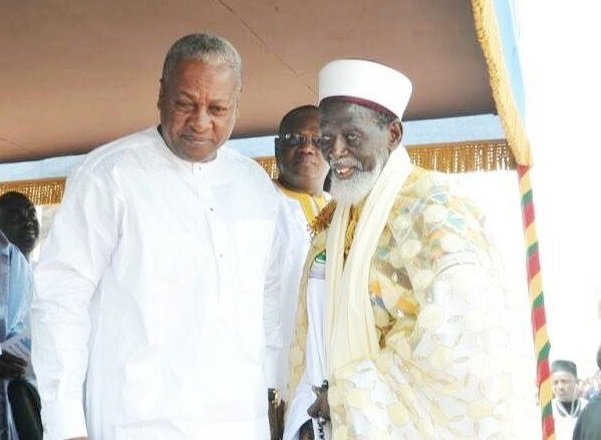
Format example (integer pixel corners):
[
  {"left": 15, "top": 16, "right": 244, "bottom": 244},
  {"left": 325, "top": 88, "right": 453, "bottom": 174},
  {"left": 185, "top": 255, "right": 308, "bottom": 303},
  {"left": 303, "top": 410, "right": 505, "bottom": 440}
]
[{"left": 329, "top": 152, "right": 387, "bottom": 205}]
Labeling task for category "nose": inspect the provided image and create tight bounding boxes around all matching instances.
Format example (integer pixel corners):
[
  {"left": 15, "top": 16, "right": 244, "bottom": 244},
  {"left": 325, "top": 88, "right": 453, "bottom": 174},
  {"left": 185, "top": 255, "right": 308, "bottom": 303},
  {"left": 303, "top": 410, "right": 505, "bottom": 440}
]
[
  {"left": 328, "top": 135, "right": 347, "bottom": 160},
  {"left": 299, "top": 137, "right": 319, "bottom": 154},
  {"left": 189, "top": 107, "right": 211, "bottom": 131}
]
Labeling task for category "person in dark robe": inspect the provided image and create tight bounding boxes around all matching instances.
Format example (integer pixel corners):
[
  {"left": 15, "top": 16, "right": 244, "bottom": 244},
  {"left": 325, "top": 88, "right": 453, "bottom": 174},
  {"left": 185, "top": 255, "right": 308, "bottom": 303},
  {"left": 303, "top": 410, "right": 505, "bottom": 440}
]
[{"left": 572, "top": 344, "right": 601, "bottom": 440}]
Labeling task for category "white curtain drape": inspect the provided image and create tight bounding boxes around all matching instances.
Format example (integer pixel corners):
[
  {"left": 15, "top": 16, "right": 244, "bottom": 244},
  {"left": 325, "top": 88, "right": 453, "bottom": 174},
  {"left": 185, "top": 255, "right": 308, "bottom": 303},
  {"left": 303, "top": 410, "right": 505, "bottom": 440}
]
[
  {"left": 457, "top": 169, "right": 541, "bottom": 436},
  {"left": 516, "top": 0, "right": 601, "bottom": 376}
]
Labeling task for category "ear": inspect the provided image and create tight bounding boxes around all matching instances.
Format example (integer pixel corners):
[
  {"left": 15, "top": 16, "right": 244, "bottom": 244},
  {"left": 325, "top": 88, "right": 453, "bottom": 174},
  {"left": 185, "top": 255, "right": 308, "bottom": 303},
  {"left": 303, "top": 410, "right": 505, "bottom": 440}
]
[
  {"left": 388, "top": 120, "right": 403, "bottom": 151},
  {"left": 234, "top": 94, "right": 241, "bottom": 119},
  {"left": 274, "top": 137, "right": 282, "bottom": 160},
  {"left": 157, "top": 78, "right": 166, "bottom": 110}
]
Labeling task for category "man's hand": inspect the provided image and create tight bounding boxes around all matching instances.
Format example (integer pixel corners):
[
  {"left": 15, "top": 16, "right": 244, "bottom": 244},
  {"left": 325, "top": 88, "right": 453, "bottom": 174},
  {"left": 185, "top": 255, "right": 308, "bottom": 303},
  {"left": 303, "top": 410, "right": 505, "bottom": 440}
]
[
  {"left": 0, "top": 352, "right": 27, "bottom": 379},
  {"left": 307, "top": 381, "right": 330, "bottom": 421},
  {"left": 268, "top": 388, "right": 285, "bottom": 440}
]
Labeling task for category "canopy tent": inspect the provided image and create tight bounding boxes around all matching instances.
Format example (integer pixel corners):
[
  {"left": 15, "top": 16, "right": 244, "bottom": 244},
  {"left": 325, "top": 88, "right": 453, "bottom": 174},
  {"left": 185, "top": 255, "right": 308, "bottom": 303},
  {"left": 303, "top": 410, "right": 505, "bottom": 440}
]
[
  {"left": 0, "top": 0, "right": 558, "bottom": 437},
  {"left": 1, "top": 0, "right": 504, "bottom": 163}
]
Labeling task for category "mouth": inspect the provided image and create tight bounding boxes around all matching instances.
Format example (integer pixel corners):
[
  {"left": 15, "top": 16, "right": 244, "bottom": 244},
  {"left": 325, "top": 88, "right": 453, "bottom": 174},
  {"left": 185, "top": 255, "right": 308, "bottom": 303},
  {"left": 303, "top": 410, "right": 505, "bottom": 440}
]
[
  {"left": 21, "top": 230, "right": 38, "bottom": 240},
  {"left": 294, "top": 156, "right": 319, "bottom": 167},
  {"left": 331, "top": 161, "right": 363, "bottom": 180},
  {"left": 332, "top": 167, "right": 356, "bottom": 179},
  {"left": 330, "top": 159, "right": 362, "bottom": 180},
  {"left": 182, "top": 135, "right": 212, "bottom": 146}
]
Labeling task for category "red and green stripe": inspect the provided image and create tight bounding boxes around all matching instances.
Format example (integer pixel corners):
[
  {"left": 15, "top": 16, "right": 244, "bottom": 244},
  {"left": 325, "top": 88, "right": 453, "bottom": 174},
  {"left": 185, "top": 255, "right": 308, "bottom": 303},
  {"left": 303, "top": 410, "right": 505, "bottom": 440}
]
[{"left": 517, "top": 164, "right": 555, "bottom": 439}]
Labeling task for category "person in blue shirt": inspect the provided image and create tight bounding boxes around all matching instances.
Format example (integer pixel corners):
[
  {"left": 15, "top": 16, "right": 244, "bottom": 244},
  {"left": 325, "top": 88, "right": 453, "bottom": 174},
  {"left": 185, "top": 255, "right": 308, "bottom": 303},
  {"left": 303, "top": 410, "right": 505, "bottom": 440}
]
[{"left": 0, "top": 191, "right": 40, "bottom": 439}]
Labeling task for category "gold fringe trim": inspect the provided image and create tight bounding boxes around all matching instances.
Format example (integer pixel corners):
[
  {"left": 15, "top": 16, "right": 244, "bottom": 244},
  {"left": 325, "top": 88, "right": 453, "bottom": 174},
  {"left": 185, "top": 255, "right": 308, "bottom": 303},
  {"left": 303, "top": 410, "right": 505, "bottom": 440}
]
[
  {"left": 407, "top": 139, "right": 515, "bottom": 173},
  {"left": 471, "top": 0, "right": 532, "bottom": 165},
  {"left": 0, "top": 177, "right": 65, "bottom": 206},
  {"left": 255, "top": 156, "right": 279, "bottom": 179},
  {"left": 0, "top": 139, "right": 515, "bottom": 205},
  {"left": 260, "top": 139, "right": 515, "bottom": 178}
]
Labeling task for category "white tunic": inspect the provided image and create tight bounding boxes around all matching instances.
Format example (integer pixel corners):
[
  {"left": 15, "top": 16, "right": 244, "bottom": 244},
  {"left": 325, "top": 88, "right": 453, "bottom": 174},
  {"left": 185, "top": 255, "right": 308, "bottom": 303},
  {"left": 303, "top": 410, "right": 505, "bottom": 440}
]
[
  {"left": 274, "top": 190, "right": 331, "bottom": 440},
  {"left": 284, "top": 273, "right": 330, "bottom": 440},
  {"left": 274, "top": 190, "right": 312, "bottom": 397},
  {"left": 552, "top": 398, "right": 588, "bottom": 440},
  {"left": 32, "top": 127, "right": 283, "bottom": 440}
]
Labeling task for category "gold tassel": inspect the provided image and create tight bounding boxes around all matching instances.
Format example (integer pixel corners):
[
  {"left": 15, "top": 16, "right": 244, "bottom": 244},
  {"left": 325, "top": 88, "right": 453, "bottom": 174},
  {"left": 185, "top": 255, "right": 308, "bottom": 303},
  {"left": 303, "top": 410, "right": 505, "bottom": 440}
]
[
  {"left": 407, "top": 139, "right": 516, "bottom": 173},
  {"left": 471, "top": 0, "right": 532, "bottom": 166}
]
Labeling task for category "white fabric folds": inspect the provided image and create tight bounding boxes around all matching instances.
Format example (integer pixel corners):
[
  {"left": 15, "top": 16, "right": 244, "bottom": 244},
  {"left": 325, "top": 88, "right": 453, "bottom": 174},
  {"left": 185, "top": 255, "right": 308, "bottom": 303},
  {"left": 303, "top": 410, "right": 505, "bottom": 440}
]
[{"left": 324, "top": 146, "right": 413, "bottom": 377}]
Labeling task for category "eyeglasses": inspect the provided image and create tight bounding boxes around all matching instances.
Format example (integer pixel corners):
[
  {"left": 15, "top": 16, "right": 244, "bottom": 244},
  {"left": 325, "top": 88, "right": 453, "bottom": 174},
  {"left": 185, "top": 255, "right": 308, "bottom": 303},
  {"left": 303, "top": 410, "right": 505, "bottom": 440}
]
[{"left": 277, "top": 132, "right": 321, "bottom": 148}]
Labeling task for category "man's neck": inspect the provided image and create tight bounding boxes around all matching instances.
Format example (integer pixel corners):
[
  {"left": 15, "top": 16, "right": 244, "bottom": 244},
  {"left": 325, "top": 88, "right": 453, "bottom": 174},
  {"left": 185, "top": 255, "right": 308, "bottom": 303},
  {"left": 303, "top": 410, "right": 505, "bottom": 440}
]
[
  {"left": 556, "top": 399, "right": 581, "bottom": 417},
  {"left": 17, "top": 245, "right": 31, "bottom": 261}
]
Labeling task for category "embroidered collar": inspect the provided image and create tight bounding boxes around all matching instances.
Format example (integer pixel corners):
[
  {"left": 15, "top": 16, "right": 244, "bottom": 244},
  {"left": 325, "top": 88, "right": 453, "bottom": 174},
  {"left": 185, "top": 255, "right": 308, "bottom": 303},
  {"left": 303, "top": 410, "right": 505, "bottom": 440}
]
[
  {"left": 310, "top": 200, "right": 336, "bottom": 237},
  {"left": 275, "top": 180, "right": 329, "bottom": 225},
  {"left": 555, "top": 399, "right": 583, "bottom": 418}
]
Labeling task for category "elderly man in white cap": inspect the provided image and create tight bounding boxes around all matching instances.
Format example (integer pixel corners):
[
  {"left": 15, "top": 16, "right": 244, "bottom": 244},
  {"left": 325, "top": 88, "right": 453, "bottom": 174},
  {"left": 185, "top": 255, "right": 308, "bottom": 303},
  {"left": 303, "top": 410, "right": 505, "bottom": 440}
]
[
  {"left": 551, "top": 359, "right": 587, "bottom": 439},
  {"left": 284, "top": 59, "right": 527, "bottom": 439}
]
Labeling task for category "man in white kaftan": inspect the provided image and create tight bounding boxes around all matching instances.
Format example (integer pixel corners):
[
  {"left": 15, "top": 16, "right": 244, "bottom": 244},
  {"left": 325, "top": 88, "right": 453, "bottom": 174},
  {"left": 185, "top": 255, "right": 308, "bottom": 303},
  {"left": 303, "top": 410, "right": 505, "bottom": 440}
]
[
  {"left": 271, "top": 106, "right": 329, "bottom": 439},
  {"left": 32, "top": 33, "right": 283, "bottom": 440},
  {"left": 286, "top": 59, "right": 533, "bottom": 439},
  {"left": 273, "top": 105, "right": 329, "bottom": 395}
]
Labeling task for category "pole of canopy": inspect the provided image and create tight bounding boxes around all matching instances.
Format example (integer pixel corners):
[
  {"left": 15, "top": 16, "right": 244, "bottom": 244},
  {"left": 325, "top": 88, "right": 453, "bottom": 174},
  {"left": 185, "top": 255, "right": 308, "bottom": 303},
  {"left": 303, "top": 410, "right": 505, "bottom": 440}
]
[{"left": 518, "top": 164, "right": 555, "bottom": 439}]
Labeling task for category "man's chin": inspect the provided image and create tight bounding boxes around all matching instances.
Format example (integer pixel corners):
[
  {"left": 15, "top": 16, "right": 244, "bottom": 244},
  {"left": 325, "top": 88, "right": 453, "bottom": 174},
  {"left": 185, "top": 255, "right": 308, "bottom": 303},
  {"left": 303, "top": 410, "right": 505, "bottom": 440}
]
[
  {"left": 179, "top": 142, "right": 218, "bottom": 162},
  {"left": 330, "top": 176, "right": 373, "bottom": 205},
  {"left": 293, "top": 163, "right": 326, "bottom": 177}
]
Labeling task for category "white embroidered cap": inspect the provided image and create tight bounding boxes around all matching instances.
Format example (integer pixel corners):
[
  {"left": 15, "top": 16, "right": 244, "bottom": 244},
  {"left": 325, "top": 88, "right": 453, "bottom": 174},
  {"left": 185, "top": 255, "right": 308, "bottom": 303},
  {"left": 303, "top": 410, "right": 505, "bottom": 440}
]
[{"left": 318, "top": 58, "right": 413, "bottom": 120}]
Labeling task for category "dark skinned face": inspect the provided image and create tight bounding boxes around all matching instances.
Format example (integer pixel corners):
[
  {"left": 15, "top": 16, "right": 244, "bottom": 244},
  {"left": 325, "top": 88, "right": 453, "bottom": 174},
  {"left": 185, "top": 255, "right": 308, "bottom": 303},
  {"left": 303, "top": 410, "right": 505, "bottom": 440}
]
[
  {"left": 275, "top": 110, "right": 329, "bottom": 194},
  {"left": 317, "top": 101, "right": 400, "bottom": 181},
  {"left": 157, "top": 60, "right": 240, "bottom": 162},
  {"left": 552, "top": 371, "right": 578, "bottom": 403},
  {"left": 0, "top": 196, "right": 39, "bottom": 257}
]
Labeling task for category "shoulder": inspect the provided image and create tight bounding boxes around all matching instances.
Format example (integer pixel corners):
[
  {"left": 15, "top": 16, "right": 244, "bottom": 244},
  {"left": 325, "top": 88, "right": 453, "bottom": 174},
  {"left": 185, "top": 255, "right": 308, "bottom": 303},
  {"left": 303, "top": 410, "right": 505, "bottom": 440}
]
[
  {"left": 220, "top": 147, "right": 271, "bottom": 176},
  {"left": 7, "top": 242, "right": 31, "bottom": 283},
  {"left": 392, "top": 167, "right": 484, "bottom": 226},
  {"left": 71, "top": 127, "right": 161, "bottom": 180},
  {"left": 400, "top": 167, "right": 476, "bottom": 205},
  {"left": 387, "top": 168, "right": 493, "bottom": 260},
  {"left": 219, "top": 147, "right": 277, "bottom": 193},
  {"left": 0, "top": 230, "right": 9, "bottom": 249}
]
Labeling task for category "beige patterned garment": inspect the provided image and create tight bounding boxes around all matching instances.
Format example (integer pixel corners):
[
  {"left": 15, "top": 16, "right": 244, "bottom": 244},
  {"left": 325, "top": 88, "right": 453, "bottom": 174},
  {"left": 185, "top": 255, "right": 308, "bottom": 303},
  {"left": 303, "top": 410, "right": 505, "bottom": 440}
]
[{"left": 288, "top": 167, "right": 535, "bottom": 439}]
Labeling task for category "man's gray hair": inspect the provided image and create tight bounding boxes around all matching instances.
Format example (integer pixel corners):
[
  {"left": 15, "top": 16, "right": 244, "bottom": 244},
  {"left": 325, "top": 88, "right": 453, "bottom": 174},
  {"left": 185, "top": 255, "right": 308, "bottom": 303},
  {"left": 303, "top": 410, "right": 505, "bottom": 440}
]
[{"left": 161, "top": 33, "right": 242, "bottom": 85}]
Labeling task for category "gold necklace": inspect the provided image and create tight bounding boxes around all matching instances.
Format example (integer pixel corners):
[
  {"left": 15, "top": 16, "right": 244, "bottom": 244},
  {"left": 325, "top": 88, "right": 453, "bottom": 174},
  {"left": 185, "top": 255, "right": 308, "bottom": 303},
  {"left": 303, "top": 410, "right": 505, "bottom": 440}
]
[{"left": 344, "top": 204, "right": 362, "bottom": 259}]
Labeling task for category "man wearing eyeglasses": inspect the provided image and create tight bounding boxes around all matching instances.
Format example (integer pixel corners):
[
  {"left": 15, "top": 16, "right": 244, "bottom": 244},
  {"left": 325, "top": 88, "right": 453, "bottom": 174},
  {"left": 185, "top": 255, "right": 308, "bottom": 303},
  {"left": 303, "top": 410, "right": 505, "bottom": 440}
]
[{"left": 270, "top": 106, "right": 329, "bottom": 439}]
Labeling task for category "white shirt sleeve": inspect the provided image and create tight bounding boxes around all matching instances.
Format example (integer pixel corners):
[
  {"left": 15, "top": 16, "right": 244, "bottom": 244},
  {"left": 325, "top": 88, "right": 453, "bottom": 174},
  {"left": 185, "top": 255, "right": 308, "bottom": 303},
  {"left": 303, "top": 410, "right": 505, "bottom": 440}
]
[
  {"left": 263, "top": 196, "right": 286, "bottom": 390},
  {"left": 32, "top": 170, "right": 123, "bottom": 439}
]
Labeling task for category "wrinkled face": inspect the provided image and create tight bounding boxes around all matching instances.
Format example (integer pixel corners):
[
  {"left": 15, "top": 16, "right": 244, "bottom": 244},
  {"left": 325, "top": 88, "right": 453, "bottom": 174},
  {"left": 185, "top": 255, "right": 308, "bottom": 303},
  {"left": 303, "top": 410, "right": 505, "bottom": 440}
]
[
  {"left": 275, "top": 110, "right": 329, "bottom": 193},
  {"left": 552, "top": 371, "right": 578, "bottom": 402},
  {"left": 318, "top": 100, "right": 399, "bottom": 204},
  {"left": 157, "top": 60, "right": 240, "bottom": 162},
  {"left": 0, "top": 197, "right": 39, "bottom": 257}
]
